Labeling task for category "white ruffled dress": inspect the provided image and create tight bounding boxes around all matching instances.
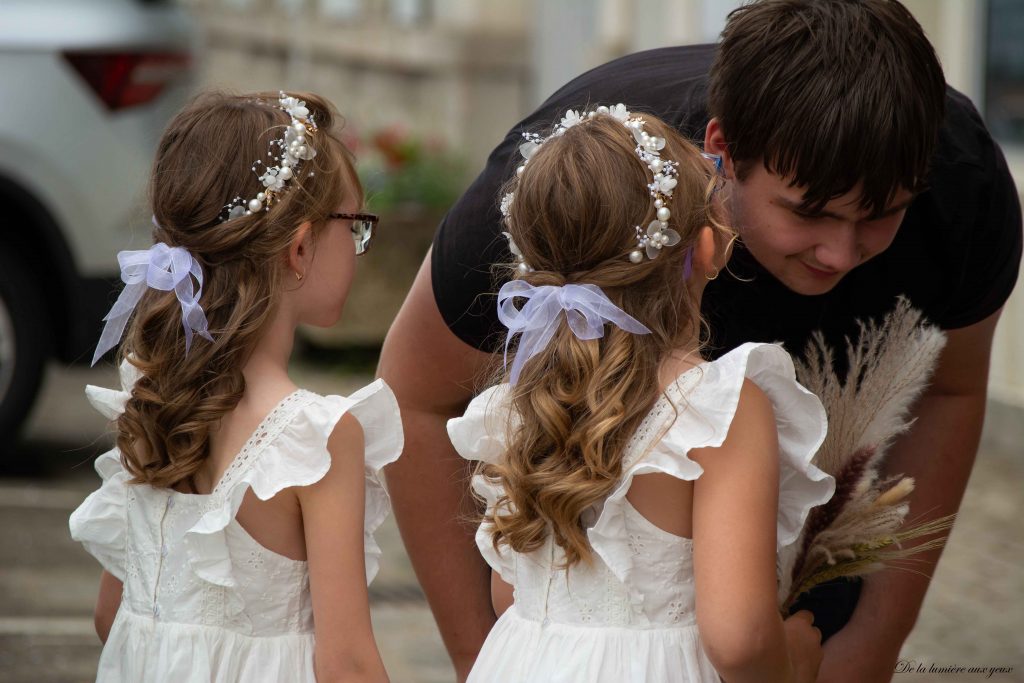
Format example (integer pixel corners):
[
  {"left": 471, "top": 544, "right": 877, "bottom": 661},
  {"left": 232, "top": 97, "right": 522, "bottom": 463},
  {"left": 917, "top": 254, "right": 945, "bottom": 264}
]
[
  {"left": 448, "top": 343, "right": 835, "bottom": 683},
  {"left": 69, "top": 363, "right": 403, "bottom": 683}
]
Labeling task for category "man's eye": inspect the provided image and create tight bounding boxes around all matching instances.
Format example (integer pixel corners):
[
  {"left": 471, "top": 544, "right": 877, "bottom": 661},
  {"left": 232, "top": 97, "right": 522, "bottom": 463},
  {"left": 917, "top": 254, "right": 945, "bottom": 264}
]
[{"left": 866, "top": 211, "right": 898, "bottom": 223}]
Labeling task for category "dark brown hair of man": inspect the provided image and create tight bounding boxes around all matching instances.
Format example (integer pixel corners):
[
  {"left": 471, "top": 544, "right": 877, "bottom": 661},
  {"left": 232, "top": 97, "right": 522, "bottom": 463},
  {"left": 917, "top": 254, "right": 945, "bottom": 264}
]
[
  {"left": 708, "top": 0, "right": 946, "bottom": 217},
  {"left": 116, "top": 91, "right": 360, "bottom": 490}
]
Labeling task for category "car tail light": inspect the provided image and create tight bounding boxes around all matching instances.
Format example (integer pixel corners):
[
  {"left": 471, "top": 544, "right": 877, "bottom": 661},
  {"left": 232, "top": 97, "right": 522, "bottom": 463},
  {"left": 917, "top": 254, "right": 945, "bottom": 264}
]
[{"left": 63, "top": 51, "right": 191, "bottom": 111}]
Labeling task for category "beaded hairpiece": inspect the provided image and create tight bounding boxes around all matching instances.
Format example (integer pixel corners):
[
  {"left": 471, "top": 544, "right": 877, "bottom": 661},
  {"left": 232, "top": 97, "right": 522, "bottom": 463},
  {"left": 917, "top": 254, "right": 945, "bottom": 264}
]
[
  {"left": 221, "top": 92, "right": 318, "bottom": 222},
  {"left": 500, "top": 103, "right": 682, "bottom": 272}
]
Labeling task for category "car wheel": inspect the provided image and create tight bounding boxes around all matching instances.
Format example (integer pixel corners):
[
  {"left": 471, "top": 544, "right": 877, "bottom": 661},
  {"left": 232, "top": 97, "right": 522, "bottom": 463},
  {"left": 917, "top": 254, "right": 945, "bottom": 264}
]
[{"left": 0, "top": 248, "right": 50, "bottom": 442}]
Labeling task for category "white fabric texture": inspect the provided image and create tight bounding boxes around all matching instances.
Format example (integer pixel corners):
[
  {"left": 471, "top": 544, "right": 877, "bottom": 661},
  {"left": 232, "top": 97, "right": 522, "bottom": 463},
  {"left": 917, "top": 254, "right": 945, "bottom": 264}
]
[
  {"left": 69, "top": 364, "right": 403, "bottom": 683},
  {"left": 448, "top": 342, "right": 835, "bottom": 682}
]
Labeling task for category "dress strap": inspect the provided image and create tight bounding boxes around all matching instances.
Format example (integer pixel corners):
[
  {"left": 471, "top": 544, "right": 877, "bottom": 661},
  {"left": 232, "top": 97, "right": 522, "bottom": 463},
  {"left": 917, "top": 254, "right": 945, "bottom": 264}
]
[
  {"left": 618, "top": 368, "right": 703, "bottom": 472},
  {"left": 211, "top": 389, "right": 318, "bottom": 496}
]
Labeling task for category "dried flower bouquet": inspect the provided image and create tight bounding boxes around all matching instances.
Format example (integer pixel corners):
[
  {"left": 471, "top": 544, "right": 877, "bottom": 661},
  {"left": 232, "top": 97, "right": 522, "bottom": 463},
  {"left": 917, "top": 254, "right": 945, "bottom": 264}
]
[{"left": 779, "top": 298, "right": 956, "bottom": 612}]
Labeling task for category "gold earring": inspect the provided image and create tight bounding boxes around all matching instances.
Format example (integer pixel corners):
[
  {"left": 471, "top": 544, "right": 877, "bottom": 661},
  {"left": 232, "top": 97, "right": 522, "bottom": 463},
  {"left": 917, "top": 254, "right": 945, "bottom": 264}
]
[
  {"left": 295, "top": 272, "right": 303, "bottom": 282},
  {"left": 705, "top": 266, "right": 719, "bottom": 281}
]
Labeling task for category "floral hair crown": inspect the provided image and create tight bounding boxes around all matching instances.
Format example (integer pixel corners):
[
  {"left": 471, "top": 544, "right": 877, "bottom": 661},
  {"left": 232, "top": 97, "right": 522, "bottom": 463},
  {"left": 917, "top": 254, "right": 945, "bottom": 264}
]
[
  {"left": 221, "top": 92, "right": 318, "bottom": 222},
  {"left": 500, "top": 103, "right": 683, "bottom": 272}
]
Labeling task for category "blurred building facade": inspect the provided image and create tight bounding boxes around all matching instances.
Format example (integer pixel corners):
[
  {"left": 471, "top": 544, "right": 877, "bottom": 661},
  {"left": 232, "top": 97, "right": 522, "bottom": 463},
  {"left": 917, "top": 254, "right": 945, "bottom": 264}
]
[
  {"left": 185, "top": 0, "right": 1024, "bottom": 439},
  {"left": 189, "top": 0, "right": 530, "bottom": 170}
]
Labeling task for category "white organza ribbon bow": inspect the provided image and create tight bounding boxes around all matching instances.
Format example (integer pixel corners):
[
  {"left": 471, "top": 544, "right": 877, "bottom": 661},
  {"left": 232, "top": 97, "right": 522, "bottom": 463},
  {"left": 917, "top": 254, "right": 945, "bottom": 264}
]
[
  {"left": 497, "top": 280, "right": 651, "bottom": 385},
  {"left": 91, "top": 243, "right": 213, "bottom": 366}
]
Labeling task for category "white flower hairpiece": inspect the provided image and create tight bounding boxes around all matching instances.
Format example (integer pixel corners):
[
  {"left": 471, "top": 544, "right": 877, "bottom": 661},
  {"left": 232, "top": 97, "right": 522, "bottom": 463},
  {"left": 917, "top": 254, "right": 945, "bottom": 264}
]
[
  {"left": 500, "top": 103, "right": 682, "bottom": 270},
  {"left": 222, "top": 92, "right": 319, "bottom": 222},
  {"left": 500, "top": 229, "right": 533, "bottom": 275}
]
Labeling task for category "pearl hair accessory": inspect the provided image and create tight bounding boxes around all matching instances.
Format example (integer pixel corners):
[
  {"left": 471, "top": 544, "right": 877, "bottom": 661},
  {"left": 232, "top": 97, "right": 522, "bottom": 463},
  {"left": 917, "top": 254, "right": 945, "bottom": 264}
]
[
  {"left": 221, "top": 92, "right": 318, "bottom": 222},
  {"left": 501, "top": 228, "right": 533, "bottom": 275},
  {"left": 499, "top": 103, "right": 682, "bottom": 268}
]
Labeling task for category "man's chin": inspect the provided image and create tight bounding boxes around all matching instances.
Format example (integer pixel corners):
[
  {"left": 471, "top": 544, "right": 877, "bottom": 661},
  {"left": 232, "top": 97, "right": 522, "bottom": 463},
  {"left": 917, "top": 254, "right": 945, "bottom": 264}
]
[{"left": 777, "top": 272, "right": 845, "bottom": 296}]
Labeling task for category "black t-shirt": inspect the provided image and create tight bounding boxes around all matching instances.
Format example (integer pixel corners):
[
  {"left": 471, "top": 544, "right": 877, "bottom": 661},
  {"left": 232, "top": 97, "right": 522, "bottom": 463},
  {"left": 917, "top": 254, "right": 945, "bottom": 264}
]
[{"left": 432, "top": 44, "right": 1023, "bottom": 363}]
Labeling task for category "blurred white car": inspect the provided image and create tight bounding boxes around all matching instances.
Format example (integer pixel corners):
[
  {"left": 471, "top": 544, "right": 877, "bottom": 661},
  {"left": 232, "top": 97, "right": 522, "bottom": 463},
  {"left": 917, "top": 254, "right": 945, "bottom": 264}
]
[{"left": 0, "top": 0, "right": 197, "bottom": 442}]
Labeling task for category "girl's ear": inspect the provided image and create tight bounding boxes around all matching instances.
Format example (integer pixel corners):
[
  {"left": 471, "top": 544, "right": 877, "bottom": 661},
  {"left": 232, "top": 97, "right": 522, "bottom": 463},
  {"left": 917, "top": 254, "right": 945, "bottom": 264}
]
[
  {"left": 692, "top": 225, "right": 719, "bottom": 276},
  {"left": 287, "top": 221, "right": 314, "bottom": 279}
]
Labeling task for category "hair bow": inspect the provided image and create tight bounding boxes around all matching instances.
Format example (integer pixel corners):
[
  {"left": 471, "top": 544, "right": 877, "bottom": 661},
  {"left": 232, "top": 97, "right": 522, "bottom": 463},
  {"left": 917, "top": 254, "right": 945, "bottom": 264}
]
[
  {"left": 91, "top": 242, "right": 213, "bottom": 366},
  {"left": 497, "top": 280, "right": 651, "bottom": 385}
]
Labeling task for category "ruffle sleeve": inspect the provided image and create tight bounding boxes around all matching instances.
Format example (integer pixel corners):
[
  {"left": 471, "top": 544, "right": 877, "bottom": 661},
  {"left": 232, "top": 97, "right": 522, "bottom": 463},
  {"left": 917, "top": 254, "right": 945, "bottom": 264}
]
[
  {"left": 69, "top": 450, "right": 131, "bottom": 581},
  {"left": 184, "top": 379, "right": 404, "bottom": 614},
  {"left": 83, "top": 359, "right": 142, "bottom": 420},
  {"left": 447, "top": 384, "right": 518, "bottom": 582},
  {"left": 587, "top": 342, "right": 835, "bottom": 603},
  {"left": 68, "top": 361, "right": 143, "bottom": 582},
  {"left": 448, "top": 384, "right": 515, "bottom": 466}
]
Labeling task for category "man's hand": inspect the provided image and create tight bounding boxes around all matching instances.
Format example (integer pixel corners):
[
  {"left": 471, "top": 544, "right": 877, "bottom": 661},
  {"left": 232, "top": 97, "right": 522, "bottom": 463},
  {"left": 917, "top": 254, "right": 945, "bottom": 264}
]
[{"left": 813, "top": 308, "right": 1002, "bottom": 683}]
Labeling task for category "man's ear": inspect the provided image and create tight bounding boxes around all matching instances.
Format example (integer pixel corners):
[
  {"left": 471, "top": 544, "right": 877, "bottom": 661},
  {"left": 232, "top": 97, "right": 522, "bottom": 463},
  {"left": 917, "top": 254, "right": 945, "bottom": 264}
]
[
  {"left": 287, "top": 221, "right": 314, "bottom": 278},
  {"left": 704, "top": 118, "right": 735, "bottom": 179}
]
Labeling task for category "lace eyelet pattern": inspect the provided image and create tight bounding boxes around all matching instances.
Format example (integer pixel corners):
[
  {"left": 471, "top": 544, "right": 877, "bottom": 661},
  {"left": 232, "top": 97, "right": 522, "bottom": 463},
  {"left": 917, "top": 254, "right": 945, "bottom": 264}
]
[{"left": 212, "top": 390, "right": 317, "bottom": 496}]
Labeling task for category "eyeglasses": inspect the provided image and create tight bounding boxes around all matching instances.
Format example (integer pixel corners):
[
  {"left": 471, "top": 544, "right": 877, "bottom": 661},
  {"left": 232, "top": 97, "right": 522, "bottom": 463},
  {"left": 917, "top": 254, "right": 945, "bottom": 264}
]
[
  {"left": 700, "top": 152, "right": 726, "bottom": 194},
  {"left": 329, "top": 212, "right": 379, "bottom": 255}
]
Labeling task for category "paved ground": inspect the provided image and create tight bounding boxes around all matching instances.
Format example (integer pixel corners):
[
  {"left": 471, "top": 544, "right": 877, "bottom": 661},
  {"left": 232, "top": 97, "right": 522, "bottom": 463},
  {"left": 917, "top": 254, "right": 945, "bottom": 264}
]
[{"left": 0, "top": 359, "right": 1020, "bottom": 682}]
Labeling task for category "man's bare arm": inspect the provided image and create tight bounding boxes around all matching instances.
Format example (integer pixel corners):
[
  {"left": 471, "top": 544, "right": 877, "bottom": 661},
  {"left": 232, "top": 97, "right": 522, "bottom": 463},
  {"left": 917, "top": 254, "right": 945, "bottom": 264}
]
[
  {"left": 815, "top": 308, "right": 1003, "bottom": 683},
  {"left": 378, "top": 250, "right": 499, "bottom": 681}
]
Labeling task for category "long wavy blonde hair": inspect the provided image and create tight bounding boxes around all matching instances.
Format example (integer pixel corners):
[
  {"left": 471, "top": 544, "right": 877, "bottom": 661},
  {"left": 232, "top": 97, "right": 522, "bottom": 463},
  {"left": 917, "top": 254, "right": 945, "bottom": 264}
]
[
  {"left": 482, "top": 113, "right": 730, "bottom": 566},
  {"left": 114, "top": 90, "right": 359, "bottom": 490}
]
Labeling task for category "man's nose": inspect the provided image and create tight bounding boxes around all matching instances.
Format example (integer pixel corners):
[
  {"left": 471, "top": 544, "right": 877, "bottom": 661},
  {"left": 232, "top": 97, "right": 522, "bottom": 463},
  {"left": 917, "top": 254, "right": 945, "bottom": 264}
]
[{"left": 814, "top": 226, "right": 861, "bottom": 272}]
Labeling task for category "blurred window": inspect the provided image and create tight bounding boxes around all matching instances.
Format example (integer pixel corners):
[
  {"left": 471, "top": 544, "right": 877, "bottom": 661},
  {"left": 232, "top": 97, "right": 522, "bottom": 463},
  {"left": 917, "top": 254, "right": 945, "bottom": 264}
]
[
  {"left": 986, "top": 0, "right": 1024, "bottom": 145},
  {"left": 699, "top": 0, "right": 744, "bottom": 44},
  {"left": 389, "top": 0, "right": 430, "bottom": 26},
  {"left": 320, "top": 0, "right": 361, "bottom": 20}
]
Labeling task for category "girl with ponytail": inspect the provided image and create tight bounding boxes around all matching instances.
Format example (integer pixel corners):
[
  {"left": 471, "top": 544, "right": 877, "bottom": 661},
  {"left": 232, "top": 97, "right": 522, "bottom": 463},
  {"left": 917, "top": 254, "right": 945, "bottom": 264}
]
[
  {"left": 448, "top": 107, "right": 835, "bottom": 683},
  {"left": 70, "top": 91, "right": 397, "bottom": 682}
]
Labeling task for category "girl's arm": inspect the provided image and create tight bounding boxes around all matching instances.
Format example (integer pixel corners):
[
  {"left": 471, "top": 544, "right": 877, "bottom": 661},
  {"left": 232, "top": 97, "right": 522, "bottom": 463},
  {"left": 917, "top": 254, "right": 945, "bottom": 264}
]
[
  {"left": 95, "top": 570, "right": 123, "bottom": 643},
  {"left": 297, "top": 414, "right": 389, "bottom": 683},
  {"left": 689, "top": 379, "right": 821, "bottom": 683}
]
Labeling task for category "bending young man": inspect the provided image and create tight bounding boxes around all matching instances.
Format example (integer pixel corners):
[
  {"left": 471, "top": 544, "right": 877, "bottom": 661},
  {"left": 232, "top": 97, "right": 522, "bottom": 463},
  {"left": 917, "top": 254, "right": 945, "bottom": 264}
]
[{"left": 379, "top": 1, "right": 1022, "bottom": 680}]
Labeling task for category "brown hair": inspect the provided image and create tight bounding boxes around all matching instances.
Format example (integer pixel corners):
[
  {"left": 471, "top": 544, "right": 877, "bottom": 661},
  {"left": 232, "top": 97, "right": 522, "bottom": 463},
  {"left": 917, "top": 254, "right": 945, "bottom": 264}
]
[
  {"left": 115, "top": 90, "right": 360, "bottom": 489},
  {"left": 708, "top": 0, "right": 946, "bottom": 217},
  {"left": 481, "top": 113, "right": 729, "bottom": 566}
]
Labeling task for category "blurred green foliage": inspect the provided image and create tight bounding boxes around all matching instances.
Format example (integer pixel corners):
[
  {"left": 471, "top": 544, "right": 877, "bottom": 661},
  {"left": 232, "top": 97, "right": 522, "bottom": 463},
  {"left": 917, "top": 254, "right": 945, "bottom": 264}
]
[{"left": 356, "top": 126, "right": 466, "bottom": 212}]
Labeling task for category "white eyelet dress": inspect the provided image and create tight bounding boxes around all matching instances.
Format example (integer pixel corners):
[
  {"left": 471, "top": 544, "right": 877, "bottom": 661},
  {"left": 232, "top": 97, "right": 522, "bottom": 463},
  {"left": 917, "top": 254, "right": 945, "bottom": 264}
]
[
  {"left": 69, "top": 362, "right": 403, "bottom": 683},
  {"left": 448, "top": 343, "right": 836, "bottom": 683}
]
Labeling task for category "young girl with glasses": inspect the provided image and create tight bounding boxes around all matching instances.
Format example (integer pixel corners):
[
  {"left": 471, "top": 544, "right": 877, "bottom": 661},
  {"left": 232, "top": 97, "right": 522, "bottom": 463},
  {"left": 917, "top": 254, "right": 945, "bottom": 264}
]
[
  {"left": 70, "top": 90, "right": 393, "bottom": 682},
  {"left": 447, "top": 107, "right": 835, "bottom": 682}
]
